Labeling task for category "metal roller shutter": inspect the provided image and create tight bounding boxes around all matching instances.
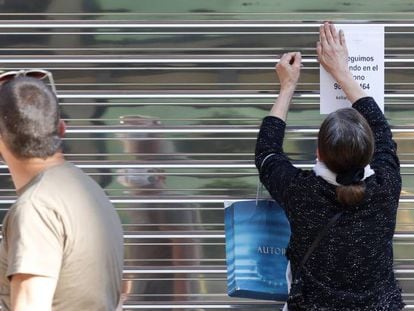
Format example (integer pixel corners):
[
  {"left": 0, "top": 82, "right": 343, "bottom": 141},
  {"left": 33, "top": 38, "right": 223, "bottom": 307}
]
[{"left": 0, "top": 1, "right": 414, "bottom": 310}]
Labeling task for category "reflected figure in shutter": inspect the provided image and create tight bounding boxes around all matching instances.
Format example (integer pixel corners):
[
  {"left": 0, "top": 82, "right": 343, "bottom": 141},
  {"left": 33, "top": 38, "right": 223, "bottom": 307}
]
[{"left": 117, "top": 115, "right": 203, "bottom": 305}]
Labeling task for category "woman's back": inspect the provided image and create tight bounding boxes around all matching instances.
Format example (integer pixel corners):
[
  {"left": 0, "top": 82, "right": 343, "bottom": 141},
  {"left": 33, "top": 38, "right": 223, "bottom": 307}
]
[
  {"left": 255, "top": 23, "right": 404, "bottom": 310},
  {"left": 284, "top": 168, "right": 401, "bottom": 309},
  {"left": 256, "top": 96, "right": 404, "bottom": 309}
]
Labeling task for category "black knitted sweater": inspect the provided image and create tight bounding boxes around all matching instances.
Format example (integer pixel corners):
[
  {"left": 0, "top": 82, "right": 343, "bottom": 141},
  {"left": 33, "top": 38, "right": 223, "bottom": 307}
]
[{"left": 255, "top": 97, "right": 405, "bottom": 310}]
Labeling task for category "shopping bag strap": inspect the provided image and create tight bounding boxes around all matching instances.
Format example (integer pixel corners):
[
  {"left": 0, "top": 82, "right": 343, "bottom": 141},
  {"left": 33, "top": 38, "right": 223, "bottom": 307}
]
[
  {"left": 259, "top": 153, "right": 277, "bottom": 173},
  {"left": 293, "top": 211, "right": 343, "bottom": 281},
  {"left": 256, "top": 153, "right": 276, "bottom": 205}
]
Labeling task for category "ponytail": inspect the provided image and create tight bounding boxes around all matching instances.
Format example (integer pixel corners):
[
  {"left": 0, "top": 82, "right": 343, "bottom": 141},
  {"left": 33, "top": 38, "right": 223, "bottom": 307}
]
[
  {"left": 318, "top": 108, "right": 374, "bottom": 207},
  {"left": 336, "top": 182, "right": 366, "bottom": 206}
]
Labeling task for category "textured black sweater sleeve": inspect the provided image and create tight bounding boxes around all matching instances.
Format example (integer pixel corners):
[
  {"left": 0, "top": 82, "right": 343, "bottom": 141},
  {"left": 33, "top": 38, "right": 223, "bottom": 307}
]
[
  {"left": 255, "top": 116, "right": 301, "bottom": 203},
  {"left": 352, "top": 97, "right": 400, "bottom": 175},
  {"left": 255, "top": 97, "right": 399, "bottom": 204}
]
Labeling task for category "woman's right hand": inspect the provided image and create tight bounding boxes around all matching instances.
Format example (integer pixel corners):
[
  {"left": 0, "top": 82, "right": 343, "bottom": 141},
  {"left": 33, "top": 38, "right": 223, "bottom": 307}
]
[{"left": 317, "top": 22, "right": 350, "bottom": 81}]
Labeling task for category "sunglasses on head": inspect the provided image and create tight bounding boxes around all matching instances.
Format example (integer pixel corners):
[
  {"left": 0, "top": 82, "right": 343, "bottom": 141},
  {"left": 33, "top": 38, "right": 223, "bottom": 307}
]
[{"left": 0, "top": 69, "right": 56, "bottom": 93}]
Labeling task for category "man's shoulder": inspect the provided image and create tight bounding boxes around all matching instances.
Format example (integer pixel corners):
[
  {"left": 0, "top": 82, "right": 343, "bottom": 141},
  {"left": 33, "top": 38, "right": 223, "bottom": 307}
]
[
  {"left": 34, "top": 161, "right": 102, "bottom": 197},
  {"left": 16, "top": 162, "right": 107, "bottom": 213}
]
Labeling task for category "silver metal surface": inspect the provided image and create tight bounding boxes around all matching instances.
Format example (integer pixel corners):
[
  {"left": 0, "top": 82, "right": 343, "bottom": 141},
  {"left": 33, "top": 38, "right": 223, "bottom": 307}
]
[{"left": 0, "top": 0, "right": 414, "bottom": 309}]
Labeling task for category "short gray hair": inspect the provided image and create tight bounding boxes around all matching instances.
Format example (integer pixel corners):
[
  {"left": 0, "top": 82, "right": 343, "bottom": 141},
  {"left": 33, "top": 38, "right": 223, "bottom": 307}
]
[{"left": 0, "top": 76, "right": 61, "bottom": 159}]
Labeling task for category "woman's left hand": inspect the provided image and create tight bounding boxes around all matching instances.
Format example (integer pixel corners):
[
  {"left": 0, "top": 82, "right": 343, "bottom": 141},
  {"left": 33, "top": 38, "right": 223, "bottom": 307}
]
[
  {"left": 269, "top": 52, "right": 301, "bottom": 121},
  {"left": 275, "top": 52, "right": 302, "bottom": 91}
]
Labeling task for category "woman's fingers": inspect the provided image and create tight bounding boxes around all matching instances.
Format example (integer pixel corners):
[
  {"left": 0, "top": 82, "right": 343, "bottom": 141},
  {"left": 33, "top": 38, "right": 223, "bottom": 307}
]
[
  {"left": 278, "top": 53, "right": 288, "bottom": 65},
  {"left": 320, "top": 25, "right": 327, "bottom": 47},
  {"left": 316, "top": 41, "right": 322, "bottom": 60},
  {"left": 292, "top": 52, "right": 302, "bottom": 68},
  {"left": 330, "top": 23, "right": 339, "bottom": 43},
  {"left": 279, "top": 52, "right": 294, "bottom": 65},
  {"left": 324, "top": 22, "right": 334, "bottom": 44},
  {"left": 321, "top": 22, "right": 342, "bottom": 47},
  {"left": 339, "top": 29, "right": 347, "bottom": 48},
  {"left": 317, "top": 24, "right": 350, "bottom": 79},
  {"left": 279, "top": 52, "right": 301, "bottom": 68},
  {"left": 275, "top": 51, "right": 301, "bottom": 88},
  {"left": 286, "top": 52, "right": 296, "bottom": 65}
]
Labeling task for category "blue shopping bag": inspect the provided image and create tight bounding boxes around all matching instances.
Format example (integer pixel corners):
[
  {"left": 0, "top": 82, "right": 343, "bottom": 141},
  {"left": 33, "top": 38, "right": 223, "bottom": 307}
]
[{"left": 224, "top": 199, "right": 291, "bottom": 301}]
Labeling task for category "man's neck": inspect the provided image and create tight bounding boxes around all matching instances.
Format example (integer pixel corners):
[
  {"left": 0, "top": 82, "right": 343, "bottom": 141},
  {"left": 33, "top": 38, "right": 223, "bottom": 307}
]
[{"left": 6, "top": 153, "right": 65, "bottom": 193}]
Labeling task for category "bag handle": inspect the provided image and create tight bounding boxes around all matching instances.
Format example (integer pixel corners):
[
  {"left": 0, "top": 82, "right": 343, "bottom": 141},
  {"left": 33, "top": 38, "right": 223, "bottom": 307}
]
[
  {"left": 256, "top": 153, "right": 276, "bottom": 205},
  {"left": 293, "top": 211, "right": 343, "bottom": 282}
]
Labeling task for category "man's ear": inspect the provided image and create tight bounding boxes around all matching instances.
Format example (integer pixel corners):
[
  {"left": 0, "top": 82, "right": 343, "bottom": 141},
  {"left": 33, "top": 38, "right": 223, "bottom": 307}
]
[
  {"left": 0, "top": 135, "right": 5, "bottom": 150},
  {"left": 58, "top": 120, "right": 66, "bottom": 138},
  {"left": 0, "top": 134, "right": 8, "bottom": 150},
  {"left": 316, "top": 147, "right": 321, "bottom": 161},
  {"left": 0, "top": 135, "right": 12, "bottom": 162}
]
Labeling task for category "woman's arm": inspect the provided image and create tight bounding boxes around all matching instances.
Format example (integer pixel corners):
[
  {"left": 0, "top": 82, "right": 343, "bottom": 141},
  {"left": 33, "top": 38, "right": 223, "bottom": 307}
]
[
  {"left": 353, "top": 97, "right": 400, "bottom": 173},
  {"left": 317, "top": 23, "right": 399, "bottom": 174},
  {"left": 270, "top": 52, "right": 301, "bottom": 121},
  {"left": 317, "top": 22, "right": 367, "bottom": 103},
  {"left": 255, "top": 52, "right": 302, "bottom": 203}
]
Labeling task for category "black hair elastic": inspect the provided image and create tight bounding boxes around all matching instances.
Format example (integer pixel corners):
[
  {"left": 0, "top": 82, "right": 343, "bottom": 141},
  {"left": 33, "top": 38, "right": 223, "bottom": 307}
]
[{"left": 336, "top": 167, "right": 365, "bottom": 186}]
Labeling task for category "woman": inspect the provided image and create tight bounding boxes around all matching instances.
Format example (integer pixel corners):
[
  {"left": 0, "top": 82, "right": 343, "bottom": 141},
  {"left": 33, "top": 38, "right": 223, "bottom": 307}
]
[{"left": 255, "top": 23, "right": 405, "bottom": 310}]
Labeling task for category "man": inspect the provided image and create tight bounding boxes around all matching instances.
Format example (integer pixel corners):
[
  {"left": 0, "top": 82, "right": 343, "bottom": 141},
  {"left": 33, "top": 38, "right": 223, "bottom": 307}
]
[{"left": 0, "top": 73, "right": 124, "bottom": 310}]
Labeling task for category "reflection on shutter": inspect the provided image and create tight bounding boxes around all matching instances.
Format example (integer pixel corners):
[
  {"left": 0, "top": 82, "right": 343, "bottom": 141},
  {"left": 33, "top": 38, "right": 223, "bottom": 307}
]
[{"left": 0, "top": 1, "right": 414, "bottom": 310}]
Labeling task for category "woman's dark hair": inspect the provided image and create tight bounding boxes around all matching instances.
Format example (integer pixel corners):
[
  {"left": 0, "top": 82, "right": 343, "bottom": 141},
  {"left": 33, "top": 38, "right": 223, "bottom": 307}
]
[{"left": 318, "top": 108, "right": 374, "bottom": 206}]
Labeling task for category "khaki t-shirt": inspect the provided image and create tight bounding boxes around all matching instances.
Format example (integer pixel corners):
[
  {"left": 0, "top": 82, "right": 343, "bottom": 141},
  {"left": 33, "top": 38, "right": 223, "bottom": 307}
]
[{"left": 0, "top": 162, "right": 124, "bottom": 311}]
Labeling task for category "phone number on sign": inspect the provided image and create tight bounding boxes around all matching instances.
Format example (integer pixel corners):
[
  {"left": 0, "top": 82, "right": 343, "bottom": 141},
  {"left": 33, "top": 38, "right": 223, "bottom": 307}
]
[{"left": 334, "top": 83, "right": 370, "bottom": 90}]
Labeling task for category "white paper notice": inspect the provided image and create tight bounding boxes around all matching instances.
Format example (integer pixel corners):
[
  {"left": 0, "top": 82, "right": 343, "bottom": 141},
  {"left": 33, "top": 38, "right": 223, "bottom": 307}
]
[{"left": 320, "top": 24, "right": 384, "bottom": 114}]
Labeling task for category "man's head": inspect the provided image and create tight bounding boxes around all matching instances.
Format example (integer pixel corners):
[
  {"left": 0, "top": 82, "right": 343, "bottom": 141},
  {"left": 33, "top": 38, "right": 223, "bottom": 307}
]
[{"left": 0, "top": 76, "right": 62, "bottom": 159}]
